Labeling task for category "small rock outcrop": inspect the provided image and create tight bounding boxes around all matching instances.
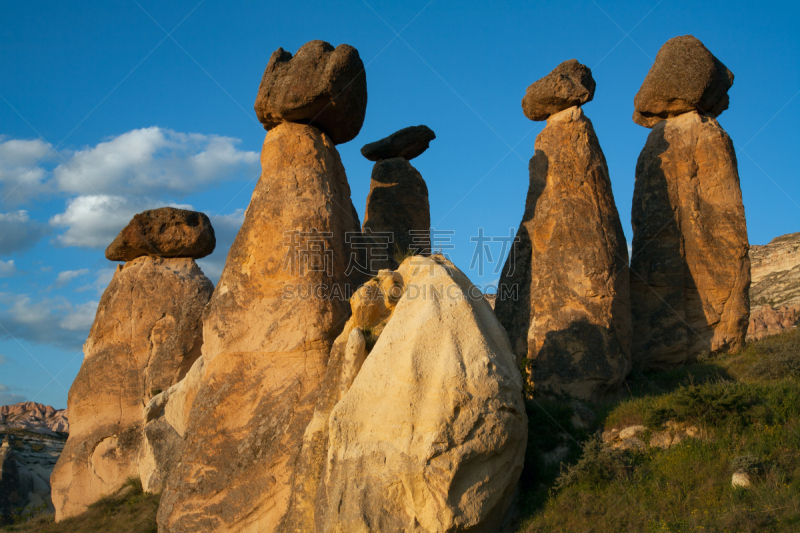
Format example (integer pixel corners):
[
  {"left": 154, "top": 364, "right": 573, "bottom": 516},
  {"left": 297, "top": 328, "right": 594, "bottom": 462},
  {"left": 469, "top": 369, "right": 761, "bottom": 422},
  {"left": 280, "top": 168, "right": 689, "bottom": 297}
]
[
  {"left": 254, "top": 40, "right": 367, "bottom": 145},
  {"left": 280, "top": 256, "right": 527, "bottom": 532},
  {"left": 748, "top": 304, "right": 799, "bottom": 340},
  {"left": 51, "top": 214, "right": 214, "bottom": 520},
  {"left": 105, "top": 207, "right": 215, "bottom": 262},
  {"left": 158, "top": 120, "right": 364, "bottom": 532},
  {"left": 361, "top": 126, "right": 435, "bottom": 271},
  {"left": 360, "top": 125, "right": 436, "bottom": 161},
  {"left": 630, "top": 110, "right": 749, "bottom": 369},
  {"left": 496, "top": 61, "right": 631, "bottom": 400},
  {"left": 633, "top": 35, "right": 734, "bottom": 128},
  {"left": 522, "top": 59, "right": 595, "bottom": 121}
]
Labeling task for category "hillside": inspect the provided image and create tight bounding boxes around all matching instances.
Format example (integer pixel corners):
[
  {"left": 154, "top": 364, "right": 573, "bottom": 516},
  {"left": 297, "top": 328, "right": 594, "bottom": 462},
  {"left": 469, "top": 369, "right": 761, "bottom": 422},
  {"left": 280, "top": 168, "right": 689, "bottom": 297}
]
[{"left": 750, "top": 232, "right": 800, "bottom": 309}]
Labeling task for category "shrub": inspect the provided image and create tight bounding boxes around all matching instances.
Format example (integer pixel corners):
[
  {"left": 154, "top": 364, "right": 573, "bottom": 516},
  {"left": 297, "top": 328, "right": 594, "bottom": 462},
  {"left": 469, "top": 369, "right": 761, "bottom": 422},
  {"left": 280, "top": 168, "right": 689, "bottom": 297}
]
[{"left": 553, "top": 436, "right": 633, "bottom": 491}]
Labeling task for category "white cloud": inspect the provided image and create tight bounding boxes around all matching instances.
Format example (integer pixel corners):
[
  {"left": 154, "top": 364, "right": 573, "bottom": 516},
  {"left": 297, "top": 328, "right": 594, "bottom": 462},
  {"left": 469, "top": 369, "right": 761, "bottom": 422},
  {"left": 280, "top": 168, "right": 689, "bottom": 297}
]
[
  {"left": 0, "top": 292, "right": 95, "bottom": 351},
  {"left": 0, "top": 210, "right": 49, "bottom": 255},
  {"left": 75, "top": 267, "right": 117, "bottom": 296},
  {"left": 0, "top": 383, "right": 25, "bottom": 405},
  {"left": 196, "top": 209, "right": 245, "bottom": 283},
  {"left": 53, "top": 127, "right": 259, "bottom": 196},
  {"left": 54, "top": 268, "right": 89, "bottom": 288},
  {"left": 0, "top": 137, "right": 54, "bottom": 205},
  {"left": 49, "top": 195, "right": 191, "bottom": 249},
  {"left": 0, "top": 260, "right": 16, "bottom": 277},
  {"left": 60, "top": 300, "right": 98, "bottom": 331}
]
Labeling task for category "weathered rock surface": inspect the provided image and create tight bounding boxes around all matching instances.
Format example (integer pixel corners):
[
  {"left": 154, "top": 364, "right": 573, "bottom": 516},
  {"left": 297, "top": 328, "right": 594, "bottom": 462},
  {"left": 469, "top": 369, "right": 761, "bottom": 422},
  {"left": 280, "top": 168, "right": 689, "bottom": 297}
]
[
  {"left": 630, "top": 111, "right": 749, "bottom": 370},
  {"left": 158, "top": 122, "right": 363, "bottom": 533},
  {"left": 747, "top": 304, "right": 799, "bottom": 340},
  {"left": 749, "top": 232, "right": 800, "bottom": 313},
  {"left": 363, "top": 157, "right": 431, "bottom": 271},
  {"left": 522, "top": 59, "right": 595, "bottom": 121},
  {"left": 360, "top": 125, "right": 436, "bottom": 161},
  {"left": 0, "top": 402, "right": 68, "bottom": 434},
  {"left": 0, "top": 437, "right": 22, "bottom": 525},
  {"left": 51, "top": 256, "right": 212, "bottom": 520},
  {"left": 281, "top": 255, "right": 527, "bottom": 532},
  {"left": 633, "top": 35, "right": 734, "bottom": 128},
  {"left": 105, "top": 207, "right": 216, "bottom": 262},
  {"left": 254, "top": 40, "right": 367, "bottom": 145},
  {"left": 495, "top": 106, "right": 631, "bottom": 400}
]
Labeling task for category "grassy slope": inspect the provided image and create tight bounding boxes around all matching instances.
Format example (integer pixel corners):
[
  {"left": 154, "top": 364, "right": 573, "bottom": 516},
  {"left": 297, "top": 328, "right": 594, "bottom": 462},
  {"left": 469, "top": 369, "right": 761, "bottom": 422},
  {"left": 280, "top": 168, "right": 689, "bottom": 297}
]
[
  {"left": 3, "top": 479, "right": 158, "bottom": 533},
  {"left": 517, "top": 329, "right": 800, "bottom": 533}
]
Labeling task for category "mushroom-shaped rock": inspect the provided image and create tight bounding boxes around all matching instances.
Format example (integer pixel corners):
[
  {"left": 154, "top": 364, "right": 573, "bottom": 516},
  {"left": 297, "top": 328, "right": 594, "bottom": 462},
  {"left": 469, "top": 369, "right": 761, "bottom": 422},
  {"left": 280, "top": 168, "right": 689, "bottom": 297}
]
[
  {"left": 105, "top": 207, "right": 215, "bottom": 262},
  {"left": 254, "top": 40, "right": 367, "bottom": 145},
  {"left": 633, "top": 35, "right": 734, "bottom": 128},
  {"left": 522, "top": 59, "right": 595, "bottom": 121},
  {"left": 360, "top": 125, "right": 436, "bottom": 161}
]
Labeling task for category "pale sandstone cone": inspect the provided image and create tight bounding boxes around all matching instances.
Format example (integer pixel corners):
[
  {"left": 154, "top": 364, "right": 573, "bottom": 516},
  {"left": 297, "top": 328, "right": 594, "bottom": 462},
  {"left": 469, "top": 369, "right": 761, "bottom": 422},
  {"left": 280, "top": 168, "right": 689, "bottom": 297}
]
[
  {"left": 495, "top": 106, "right": 632, "bottom": 400},
  {"left": 630, "top": 111, "right": 750, "bottom": 369},
  {"left": 157, "top": 122, "right": 363, "bottom": 532},
  {"left": 50, "top": 257, "right": 212, "bottom": 520}
]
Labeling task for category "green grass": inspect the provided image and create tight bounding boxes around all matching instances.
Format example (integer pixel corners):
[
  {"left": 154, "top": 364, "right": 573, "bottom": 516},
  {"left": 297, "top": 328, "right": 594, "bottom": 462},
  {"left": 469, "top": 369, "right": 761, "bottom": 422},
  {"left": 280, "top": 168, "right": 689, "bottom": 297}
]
[
  {"left": 3, "top": 478, "right": 159, "bottom": 533},
  {"left": 517, "top": 329, "right": 800, "bottom": 533}
]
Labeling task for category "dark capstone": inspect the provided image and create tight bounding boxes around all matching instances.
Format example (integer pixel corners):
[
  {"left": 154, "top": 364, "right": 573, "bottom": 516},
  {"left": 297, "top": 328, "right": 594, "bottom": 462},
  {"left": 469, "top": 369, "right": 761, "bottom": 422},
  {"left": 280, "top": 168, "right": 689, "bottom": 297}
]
[
  {"left": 521, "top": 59, "right": 595, "bottom": 121},
  {"left": 360, "top": 125, "right": 436, "bottom": 161},
  {"left": 105, "top": 207, "right": 216, "bottom": 262},
  {"left": 254, "top": 40, "right": 368, "bottom": 145},
  {"left": 633, "top": 35, "right": 734, "bottom": 127}
]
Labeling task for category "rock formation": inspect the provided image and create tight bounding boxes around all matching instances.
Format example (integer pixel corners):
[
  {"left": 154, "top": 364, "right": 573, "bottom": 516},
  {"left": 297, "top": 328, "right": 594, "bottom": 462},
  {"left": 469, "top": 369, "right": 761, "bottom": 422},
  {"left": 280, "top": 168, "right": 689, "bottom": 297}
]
[
  {"left": 0, "top": 402, "right": 68, "bottom": 434},
  {"left": 633, "top": 35, "right": 734, "bottom": 128},
  {"left": 522, "top": 59, "right": 595, "bottom": 121},
  {"left": 105, "top": 207, "right": 215, "bottom": 262},
  {"left": 630, "top": 37, "right": 749, "bottom": 370},
  {"left": 362, "top": 126, "right": 434, "bottom": 271},
  {"left": 0, "top": 436, "right": 22, "bottom": 525},
  {"left": 360, "top": 125, "right": 436, "bottom": 161},
  {"left": 748, "top": 304, "right": 799, "bottom": 340},
  {"left": 157, "top": 117, "right": 365, "bottom": 529},
  {"left": 749, "top": 232, "right": 800, "bottom": 310},
  {"left": 254, "top": 40, "right": 367, "bottom": 145},
  {"left": 495, "top": 61, "right": 631, "bottom": 400},
  {"left": 51, "top": 213, "right": 214, "bottom": 520},
  {"left": 280, "top": 255, "right": 527, "bottom": 532}
]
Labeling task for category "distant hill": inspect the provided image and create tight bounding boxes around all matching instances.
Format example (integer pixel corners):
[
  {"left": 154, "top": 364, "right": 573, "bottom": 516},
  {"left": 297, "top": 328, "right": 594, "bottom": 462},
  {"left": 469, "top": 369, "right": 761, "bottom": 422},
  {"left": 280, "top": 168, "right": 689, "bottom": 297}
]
[{"left": 747, "top": 232, "right": 800, "bottom": 339}]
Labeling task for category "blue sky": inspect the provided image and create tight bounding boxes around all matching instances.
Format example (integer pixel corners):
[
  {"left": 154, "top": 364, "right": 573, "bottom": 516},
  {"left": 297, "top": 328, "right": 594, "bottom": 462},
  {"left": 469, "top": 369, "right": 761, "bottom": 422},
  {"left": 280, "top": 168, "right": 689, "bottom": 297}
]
[{"left": 1, "top": 0, "right": 798, "bottom": 408}]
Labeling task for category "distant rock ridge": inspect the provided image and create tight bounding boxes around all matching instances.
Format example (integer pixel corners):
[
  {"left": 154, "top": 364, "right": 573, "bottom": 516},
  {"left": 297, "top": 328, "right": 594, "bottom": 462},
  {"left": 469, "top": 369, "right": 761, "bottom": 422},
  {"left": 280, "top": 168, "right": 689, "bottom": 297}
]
[
  {"left": 0, "top": 402, "right": 68, "bottom": 434},
  {"left": 746, "top": 231, "right": 800, "bottom": 339}
]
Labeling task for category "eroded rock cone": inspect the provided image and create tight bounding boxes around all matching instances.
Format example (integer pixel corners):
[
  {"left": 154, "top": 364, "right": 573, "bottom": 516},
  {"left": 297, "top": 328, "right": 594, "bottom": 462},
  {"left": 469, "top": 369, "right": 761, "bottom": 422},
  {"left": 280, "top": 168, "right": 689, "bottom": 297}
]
[
  {"left": 522, "top": 59, "right": 595, "bottom": 121},
  {"left": 105, "top": 207, "right": 215, "bottom": 262},
  {"left": 631, "top": 111, "right": 749, "bottom": 369},
  {"left": 633, "top": 35, "right": 734, "bottom": 128},
  {"left": 362, "top": 157, "right": 431, "bottom": 271},
  {"left": 50, "top": 256, "right": 212, "bottom": 520},
  {"left": 281, "top": 255, "right": 527, "bottom": 532},
  {"left": 360, "top": 125, "right": 436, "bottom": 161},
  {"left": 158, "top": 122, "right": 364, "bottom": 532},
  {"left": 254, "top": 40, "right": 367, "bottom": 145},
  {"left": 495, "top": 106, "right": 632, "bottom": 400}
]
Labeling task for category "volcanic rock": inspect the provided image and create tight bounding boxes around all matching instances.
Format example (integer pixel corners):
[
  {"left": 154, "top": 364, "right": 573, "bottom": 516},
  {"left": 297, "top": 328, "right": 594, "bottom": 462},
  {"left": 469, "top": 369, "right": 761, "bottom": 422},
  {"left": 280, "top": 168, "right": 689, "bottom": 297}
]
[
  {"left": 280, "top": 255, "right": 527, "bottom": 531},
  {"left": 105, "top": 207, "right": 216, "bottom": 262},
  {"left": 495, "top": 106, "right": 632, "bottom": 400},
  {"left": 360, "top": 125, "right": 436, "bottom": 161},
  {"left": 747, "top": 304, "right": 800, "bottom": 340},
  {"left": 749, "top": 232, "right": 800, "bottom": 311},
  {"left": 630, "top": 111, "right": 749, "bottom": 369},
  {"left": 254, "top": 40, "right": 367, "bottom": 145},
  {"left": 362, "top": 157, "right": 431, "bottom": 271},
  {"left": 158, "top": 122, "right": 363, "bottom": 532},
  {"left": 0, "top": 402, "right": 68, "bottom": 434},
  {"left": 51, "top": 256, "right": 212, "bottom": 520},
  {"left": 633, "top": 35, "right": 734, "bottom": 128},
  {"left": 522, "top": 59, "right": 595, "bottom": 121}
]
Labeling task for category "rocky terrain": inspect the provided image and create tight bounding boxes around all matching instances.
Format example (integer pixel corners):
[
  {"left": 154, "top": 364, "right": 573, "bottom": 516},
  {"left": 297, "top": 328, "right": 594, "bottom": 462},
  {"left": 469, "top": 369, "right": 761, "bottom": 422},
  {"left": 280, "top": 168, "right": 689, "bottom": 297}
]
[
  {"left": 747, "top": 232, "right": 800, "bottom": 339},
  {"left": 0, "top": 402, "right": 69, "bottom": 524},
  {"left": 2, "top": 34, "right": 781, "bottom": 533}
]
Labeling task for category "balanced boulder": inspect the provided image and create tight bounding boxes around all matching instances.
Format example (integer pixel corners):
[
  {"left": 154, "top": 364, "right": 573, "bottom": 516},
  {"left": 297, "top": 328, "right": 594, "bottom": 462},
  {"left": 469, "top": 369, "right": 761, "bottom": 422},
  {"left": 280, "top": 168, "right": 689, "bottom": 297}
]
[
  {"left": 51, "top": 256, "right": 213, "bottom": 520},
  {"left": 254, "top": 40, "right": 367, "bottom": 145},
  {"left": 105, "top": 207, "right": 215, "bottom": 262},
  {"left": 496, "top": 67, "right": 631, "bottom": 400},
  {"left": 631, "top": 111, "right": 750, "bottom": 369},
  {"left": 633, "top": 35, "right": 734, "bottom": 128},
  {"left": 522, "top": 59, "right": 595, "bottom": 121},
  {"left": 360, "top": 125, "right": 436, "bottom": 161},
  {"left": 157, "top": 121, "right": 364, "bottom": 532}
]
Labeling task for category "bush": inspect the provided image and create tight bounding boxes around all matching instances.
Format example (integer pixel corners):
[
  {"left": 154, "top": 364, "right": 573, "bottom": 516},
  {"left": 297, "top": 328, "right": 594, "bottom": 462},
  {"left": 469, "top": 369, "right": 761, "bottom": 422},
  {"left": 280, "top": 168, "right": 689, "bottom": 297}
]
[{"left": 553, "top": 437, "right": 633, "bottom": 491}]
